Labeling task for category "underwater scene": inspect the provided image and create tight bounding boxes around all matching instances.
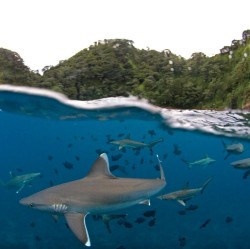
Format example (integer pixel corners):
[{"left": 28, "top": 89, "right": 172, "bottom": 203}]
[{"left": 1, "top": 85, "right": 250, "bottom": 249}]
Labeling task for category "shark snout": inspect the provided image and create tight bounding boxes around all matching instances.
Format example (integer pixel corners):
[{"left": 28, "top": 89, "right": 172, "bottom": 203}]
[{"left": 19, "top": 197, "right": 29, "bottom": 206}]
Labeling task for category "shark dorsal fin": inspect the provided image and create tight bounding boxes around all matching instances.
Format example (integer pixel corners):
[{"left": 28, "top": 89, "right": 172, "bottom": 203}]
[{"left": 86, "top": 153, "right": 116, "bottom": 179}]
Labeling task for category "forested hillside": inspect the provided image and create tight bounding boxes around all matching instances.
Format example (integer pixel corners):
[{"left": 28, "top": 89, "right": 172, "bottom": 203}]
[{"left": 1, "top": 30, "right": 250, "bottom": 109}]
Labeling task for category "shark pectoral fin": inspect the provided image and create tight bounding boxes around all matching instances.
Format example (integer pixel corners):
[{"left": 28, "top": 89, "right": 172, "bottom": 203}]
[
  {"left": 52, "top": 215, "right": 59, "bottom": 222},
  {"left": 118, "top": 145, "right": 123, "bottom": 150},
  {"left": 177, "top": 199, "right": 186, "bottom": 206},
  {"left": 64, "top": 213, "right": 91, "bottom": 247},
  {"left": 16, "top": 184, "right": 25, "bottom": 194},
  {"left": 139, "top": 199, "right": 151, "bottom": 206}
]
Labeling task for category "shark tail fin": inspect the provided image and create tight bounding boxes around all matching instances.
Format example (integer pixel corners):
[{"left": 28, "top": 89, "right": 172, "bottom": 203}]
[
  {"left": 148, "top": 138, "right": 164, "bottom": 149},
  {"left": 156, "top": 154, "right": 165, "bottom": 181},
  {"left": 181, "top": 158, "right": 191, "bottom": 168},
  {"left": 201, "top": 177, "right": 213, "bottom": 194}
]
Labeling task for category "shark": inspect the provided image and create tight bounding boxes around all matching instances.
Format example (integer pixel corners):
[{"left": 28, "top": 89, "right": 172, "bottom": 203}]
[
  {"left": 222, "top": 141, "right": 244, "bottom": 160},
  {"left": 0, "top": 171, "right": 41, "bottom": 194},
  {"left": 230, "top": 158, "right": 250, "bottom": 169},
  {"left": 110, "top": 138, "right": 164, "bottom": 151},
  {"left": 19, "top": 153, "right": 166, "bottom": 246},
  {"left": 182, "top": 155, "right": 216, "bottom": 168},
  {"left": 157, "top": 177, "right": 213, "bottom": 206}
]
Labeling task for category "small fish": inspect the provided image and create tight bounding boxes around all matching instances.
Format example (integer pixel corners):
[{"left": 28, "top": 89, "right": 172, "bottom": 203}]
[
  {"left": 67, "top": 143, "right": 73, "bottom": 148},
  {"left": 118, "top": 133, "right": 125, "bottom": 137},
  {"left": 140, "top": 158, "right": 144, "bottom": 165},
  {"left": 199, "top": 218, "right": 211, "bottom": 229},
  {"left": 62, "top": 161, "right": 74, "bottom": 170},
  {"left": 75, "top": 156, "right": 80, "bottom": 161},
  {"left": 111, "top": 154, "right": 123, "bottom": 161},
  {"left": 178, "top": 237, "right": 186, "bottom": 247},
  {"left": 148, "top": 218, "right": 156, "bottom": 227},
  {"left": 54, "top": 168, "right": 59, "bottom": 175},
  {"left": 173, "top": 144, "right": 182, "bottom": 155},
  {"left": 185, "top": 204, "right": 199, "bottom": 211},
  {"left": 80, "top": 136, "right": 85, "bottom": 140},
  {"left": 148, "top": 129, "right": 156, "bottom": 137},
  {"left": 30, "top": 222, "right": 36, "bottom": 228},
  {"left": 48, "top": 155, "right": 54, "bottom": 161},
  {"left": 123, "top": 221, "right": 133, "bottom": 228},
  {"left": 35, "top": 235, "right": 41, "bottom": 241},
  {"left": 134, "top": 217, "right": 146, "bottom": 224},
  {"left": 143, "top": 210, "right": 156, "bottom": 218},
  {"left": 225, "top": 216, "right": 233, "bottom": 223},
  {"left": 16, "top": 168, "right": 23, "bottom": 172},
  {"left": 177, "top": 210, "right": 186, "bottom": 216},
  {"left": 154, "top": 164, "right": 160, "bottom": 171},
  {"left": 49, "top": 180, "right": 54, "bottom": 187}
]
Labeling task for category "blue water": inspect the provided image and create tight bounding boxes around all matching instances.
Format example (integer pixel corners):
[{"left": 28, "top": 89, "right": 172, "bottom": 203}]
[{"left": 0, "top": 86, "right": 250, "bottom": 249}]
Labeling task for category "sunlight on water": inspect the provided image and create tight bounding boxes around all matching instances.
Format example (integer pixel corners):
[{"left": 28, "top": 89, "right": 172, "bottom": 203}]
[{"left": 0, "top": 85, "right": 250, "bottom": 249}]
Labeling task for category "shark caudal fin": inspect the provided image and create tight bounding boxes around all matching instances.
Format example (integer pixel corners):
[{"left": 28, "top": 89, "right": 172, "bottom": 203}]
[
  {"left": 200, "top": 177, "right": 213, "bottom": 194},
  {"left": 148, "top": 138, "right": 164, "bottom": 149}
]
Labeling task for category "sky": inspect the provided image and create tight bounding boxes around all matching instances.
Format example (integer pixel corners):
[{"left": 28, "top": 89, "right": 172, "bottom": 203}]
[{"left": 0, "top": 0, "right": 249, "bottom": 71}]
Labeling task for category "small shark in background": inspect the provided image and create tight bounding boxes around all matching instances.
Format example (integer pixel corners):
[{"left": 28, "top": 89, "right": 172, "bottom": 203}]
[
  {"left": 110, "top": 138, "right": 164, "bottom": 151},
  {"left": 182, "top": 155, "right": 216, "bottom": 168},
  {"left": 157, "top": 177, "right": 213, "bottom": 206},
  {"left": 20, "top": 153, "right": 166, "bottom": 246},
  {"left": 230, "top": 158, "right": 250, "bottom": 169},
  {"left": 222, "top": 141, "right": 244, "bottom": 160},
  {"left": 0, "top": 171, "right": 41, "bottom": 194}
]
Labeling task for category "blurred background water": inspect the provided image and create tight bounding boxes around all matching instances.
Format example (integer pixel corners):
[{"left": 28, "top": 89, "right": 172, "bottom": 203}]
[{"left": 0, "top": 86, "right": 250, "bottom": 249}]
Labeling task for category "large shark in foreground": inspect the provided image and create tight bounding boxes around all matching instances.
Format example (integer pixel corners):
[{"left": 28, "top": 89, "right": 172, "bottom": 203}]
[
  {"left": 20, "top": 153, "right": 166, "bottom": 246},
  {"left": 0, "top": 171, "right": 41, "bottom": 194}
]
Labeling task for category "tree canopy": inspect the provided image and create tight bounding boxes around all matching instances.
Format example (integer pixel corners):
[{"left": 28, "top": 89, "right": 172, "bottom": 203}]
[{"left": 1, "top": 30, "right": 250, "bottom": 110}]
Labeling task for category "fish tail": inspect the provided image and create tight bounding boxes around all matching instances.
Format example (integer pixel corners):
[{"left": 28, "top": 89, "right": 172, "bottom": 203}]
[
  {"left": 181, "top": 158, "right": 191, "bottom": 168},
  {"left": 148, "top": 138, "right": 164, "bottom": 149},
  {"left": 201, "top": 177, "right": 213, "bottom": 194}
]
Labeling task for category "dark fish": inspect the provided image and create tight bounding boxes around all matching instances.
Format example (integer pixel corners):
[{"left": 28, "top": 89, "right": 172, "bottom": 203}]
[
  {"left": 148, "top": 129, "right": 156, "bottom": 137},
  {"left": 163, "top": 153, "right": 168, "bottom": 159},
  {"left": 80, "top": 136, "right": 85, "bottom": 140},
  {"left": 134, "top": 150, "right": 141, "bottom": 156},
  {"left": 65, "top": 223, "right": 70, "bottom": 229},
  {"left": 35, "top": 235, "right": 41, "bottom": 242},
  {"left": 63, "top": 161, "right": 74, "bottom": 169},
  {"left": 123, "top": 221, "right": 133, "bottom": 228},
  {"left": 56, "top": 136, "right": 60, "bottom": 140},
  {"left": 242, "top": 170, "right": 250, "bottom": 180},
  {"left": 110, "top": 165, "right": 127, "bottom": 174},
  {"left": 225, "top": 216, "right": 233, "bottom": 223},
  {"left": 67, "top": 143, "right": 73, "bottom": 148},
  {"left": 177, "top": 210, "right": 186, "bottom": 216},
  {"left": 143, "top": 210, "right": 156, "bottom": 218},
  {"left": 178, "top": 237, "right": 186, "bottom": 247},
  {"left": 185, "top": 204, "right": 199, "bottom": 211},
  {"left": 154, "top": 164, "right": 160, "bottom": 171},
  {"left": 199, "top": 218, "right": 211, "bottom": 229},
  {"left": 134, "top": 217, "right": 146, "bottom": 224},
  {"left": 118, "top": 133, "right": 125, "bottom": 137},
  {"left": 30, "top": 222, "right": 36, "bottom": 228},
  {"left": 49, "top": 180, "right": 54, "bottom": 187},
  {"left": 132, "top": 164, "right": 136, "bottom": 170},
  {"left": 173, "top": 144, "right": 182, "bottom": 155},
  {"left": 16, "top": 168, "right": 23, "bottom": 172},
  {"left": 148, "top": 218, "right": 156, "bottom": 227},
  {"left": 111, "top": 154, "right": 123, "bottom": 161},
  {"left": 54, "top": 168, "right": 59, "bottom": 175},
  {"left": 48, "top": 155, "right": 54, "bottom": 161},
  {"left": 116, "top": 246, "right": 126, "bottom": 249},
  {"left": 140, "top": 158, "right": 144, "bottom": 165},
  {"left": 106, "top": 135, "right": 112, "bottom": 143},
  {"left": 75, "top": 156, "right": 80, "bottom": 161}
]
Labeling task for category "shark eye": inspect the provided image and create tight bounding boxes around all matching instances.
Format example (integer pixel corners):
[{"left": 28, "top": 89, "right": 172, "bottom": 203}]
[{"left": 29, "top": 203, "right": 35, "bottom": 207}]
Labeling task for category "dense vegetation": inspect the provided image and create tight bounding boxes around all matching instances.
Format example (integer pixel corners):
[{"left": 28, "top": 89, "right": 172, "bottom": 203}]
[{"left": 0, "top": 30, "right": 250, "bottom": 109}]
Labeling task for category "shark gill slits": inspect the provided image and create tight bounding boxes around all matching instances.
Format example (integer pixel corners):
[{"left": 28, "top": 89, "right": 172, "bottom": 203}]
[{"left": 52, "top": 204, "right": 68, "bottom": 213}]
